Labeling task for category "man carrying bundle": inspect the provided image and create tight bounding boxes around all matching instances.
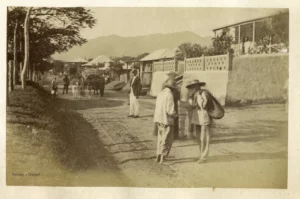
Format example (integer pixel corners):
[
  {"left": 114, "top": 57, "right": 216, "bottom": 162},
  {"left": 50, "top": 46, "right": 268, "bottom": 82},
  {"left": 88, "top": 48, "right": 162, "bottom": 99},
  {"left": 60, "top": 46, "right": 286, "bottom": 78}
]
[{"left": 186, "top": 79, "right": 224, "bottom": 164}]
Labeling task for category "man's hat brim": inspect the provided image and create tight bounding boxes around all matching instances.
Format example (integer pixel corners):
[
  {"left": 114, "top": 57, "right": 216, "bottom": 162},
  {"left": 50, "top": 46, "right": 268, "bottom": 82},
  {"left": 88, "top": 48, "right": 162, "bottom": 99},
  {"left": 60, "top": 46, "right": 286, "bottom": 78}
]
[{"left": 186, "top": 82, "right": 206, "bottom": 88}]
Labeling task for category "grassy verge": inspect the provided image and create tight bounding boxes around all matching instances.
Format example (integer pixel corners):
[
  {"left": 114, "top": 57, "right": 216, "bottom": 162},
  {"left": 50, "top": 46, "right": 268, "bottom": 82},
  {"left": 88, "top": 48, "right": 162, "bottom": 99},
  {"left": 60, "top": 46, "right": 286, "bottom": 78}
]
[{"left": 6, "top": 83, "right": 82, "bottom": 185}]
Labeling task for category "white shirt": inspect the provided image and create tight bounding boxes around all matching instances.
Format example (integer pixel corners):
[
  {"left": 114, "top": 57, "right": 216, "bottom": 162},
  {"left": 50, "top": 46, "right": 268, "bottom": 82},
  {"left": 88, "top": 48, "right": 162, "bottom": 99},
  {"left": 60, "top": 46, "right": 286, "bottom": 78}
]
[{"left": 154, "top": 87, "right": 176, "bottom": 125}]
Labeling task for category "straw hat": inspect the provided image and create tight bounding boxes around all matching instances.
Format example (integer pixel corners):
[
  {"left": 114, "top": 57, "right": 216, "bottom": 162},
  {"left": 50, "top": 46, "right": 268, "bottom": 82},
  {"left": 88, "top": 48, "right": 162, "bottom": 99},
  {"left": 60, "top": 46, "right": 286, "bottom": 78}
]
[
  {"left": 186, "top": 79, "right": 206, "bottom": 89},
  {"left": 166, "top": 71, "right": 177, "bottom": 77},
  {"left": 164, "top": 79, "right": 177, "bottom": 89}
]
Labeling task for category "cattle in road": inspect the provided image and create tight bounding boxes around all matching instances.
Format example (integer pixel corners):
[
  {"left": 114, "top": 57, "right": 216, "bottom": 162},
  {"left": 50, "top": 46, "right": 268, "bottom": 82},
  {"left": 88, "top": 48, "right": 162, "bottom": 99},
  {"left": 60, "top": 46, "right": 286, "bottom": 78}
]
[{"left": 85, "top": 75, "right": 105, "bottom": 97}]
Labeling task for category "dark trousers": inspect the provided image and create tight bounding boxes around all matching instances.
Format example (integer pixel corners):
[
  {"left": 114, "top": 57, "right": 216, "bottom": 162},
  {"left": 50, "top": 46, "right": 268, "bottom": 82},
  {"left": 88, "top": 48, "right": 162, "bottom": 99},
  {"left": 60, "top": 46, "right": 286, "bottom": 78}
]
[
  {"left": 100, "top": 86, "right": 104, "bottom": 97},
  {"left": 173, "top": 102, "right": 179, "bottom": 139},
  {"left": 63, "top": 84, "right": 69, "bottom": 94}
]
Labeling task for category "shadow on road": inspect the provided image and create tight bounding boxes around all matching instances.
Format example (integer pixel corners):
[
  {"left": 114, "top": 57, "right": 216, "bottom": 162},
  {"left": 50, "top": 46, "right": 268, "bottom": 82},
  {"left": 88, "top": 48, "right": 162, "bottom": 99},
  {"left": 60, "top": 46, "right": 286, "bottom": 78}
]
[
  {"left": 56, "top": 98, "right": 124, "bottom": 110},
  {"left": 168, "top": 151, "right": 286, "bottom": 165}
]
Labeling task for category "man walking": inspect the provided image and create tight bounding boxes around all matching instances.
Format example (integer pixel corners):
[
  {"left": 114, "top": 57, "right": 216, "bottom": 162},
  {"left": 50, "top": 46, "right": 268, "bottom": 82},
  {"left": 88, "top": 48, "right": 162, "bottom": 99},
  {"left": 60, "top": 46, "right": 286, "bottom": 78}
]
[
  {"left": 154, "top": 79, "right": 178, "bottom": 164},
  {"left": 128, "top": 70, "right": 141, "bottom": 118},
  {"left": 62, "top": 75, "right": 70, "bottom": 94}
]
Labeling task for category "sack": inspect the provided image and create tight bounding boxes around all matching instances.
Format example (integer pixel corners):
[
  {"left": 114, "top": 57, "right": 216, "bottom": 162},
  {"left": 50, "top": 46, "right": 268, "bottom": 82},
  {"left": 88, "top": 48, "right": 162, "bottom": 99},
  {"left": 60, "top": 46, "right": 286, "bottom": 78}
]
[
  {"left": 51, "top": 90, "right": 55, "bottom": 95},
  {"left": 203, "top": 90, "right": 225, "bottom": 119}
]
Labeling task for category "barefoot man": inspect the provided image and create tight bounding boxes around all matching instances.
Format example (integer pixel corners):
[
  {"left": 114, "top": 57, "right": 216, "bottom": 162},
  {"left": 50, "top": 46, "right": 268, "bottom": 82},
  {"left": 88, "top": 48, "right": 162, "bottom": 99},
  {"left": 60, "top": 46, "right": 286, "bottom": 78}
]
[{"left": 154, "top": 79, "right": 178, "bottom": 164}]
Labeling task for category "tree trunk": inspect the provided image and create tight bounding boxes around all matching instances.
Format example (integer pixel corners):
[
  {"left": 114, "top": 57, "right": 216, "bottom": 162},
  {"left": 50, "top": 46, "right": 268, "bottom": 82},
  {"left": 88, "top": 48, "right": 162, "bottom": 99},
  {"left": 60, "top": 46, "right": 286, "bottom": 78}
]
[
  {"left": 8, "top": 60, "right": 13, "bottom": 92},
  {"left": 33, "top": 64, "right": 36, "bottom": 82},
  {"left": 19, "top": 62, "right": 22, "bottom": 82},
  {"left": 21, "top": 7, "right": 32, "bottom": 89},
  {"left": 13, "top": 20, "right": 19, "bottom": 87}
]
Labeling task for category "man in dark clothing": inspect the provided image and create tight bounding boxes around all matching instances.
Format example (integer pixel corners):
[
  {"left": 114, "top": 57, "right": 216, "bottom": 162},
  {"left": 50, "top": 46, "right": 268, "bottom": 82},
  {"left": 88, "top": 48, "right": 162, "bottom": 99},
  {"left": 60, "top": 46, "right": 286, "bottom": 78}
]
[
  {"left": 62, "top": 75, "right": 70, "bottom": 94},
  {"left": 128, "top": 70, "right": 142, "bottom": 118}
]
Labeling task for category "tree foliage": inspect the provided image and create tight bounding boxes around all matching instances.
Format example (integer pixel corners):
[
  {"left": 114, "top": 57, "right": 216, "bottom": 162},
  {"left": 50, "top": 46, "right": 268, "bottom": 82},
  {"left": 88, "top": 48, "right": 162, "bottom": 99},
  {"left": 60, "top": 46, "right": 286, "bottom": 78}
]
[
  {"left": 7, "top": 7, "right": 96, "bottom": 72},
  {"left": 211, "top": 28, "right": 233, "bottom": 55},
  {"left": 259, "top": 12, "right": 289, "bottom": 52},
  {"left": 176, "top": 42, "right": 206, "bottom": 60}
]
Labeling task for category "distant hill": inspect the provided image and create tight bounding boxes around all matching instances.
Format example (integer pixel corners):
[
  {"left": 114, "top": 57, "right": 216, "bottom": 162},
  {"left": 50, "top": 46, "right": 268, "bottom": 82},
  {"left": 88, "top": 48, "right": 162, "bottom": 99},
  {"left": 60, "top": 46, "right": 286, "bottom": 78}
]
[{"left": 53, "top": 31, "right": 213, "bottom": 61}]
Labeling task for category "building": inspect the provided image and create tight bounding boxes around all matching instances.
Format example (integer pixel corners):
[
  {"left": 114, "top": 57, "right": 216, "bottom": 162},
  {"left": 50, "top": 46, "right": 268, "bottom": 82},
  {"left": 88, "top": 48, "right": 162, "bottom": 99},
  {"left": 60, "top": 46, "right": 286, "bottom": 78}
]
[
  {"left": 82, "top": 55, "right": 112, "bottom": 69},
  {"left": 139, "top": 48, "right": 178, "bottom": 86},
  {"left": 119, "top": 60, "right": 135, "bottom": 83},
  {"left": 64, "top": 58, "right": 88, "bottom": 76},
  {"left": 213, "top": 11, "right": 288, "bottom": 55}
]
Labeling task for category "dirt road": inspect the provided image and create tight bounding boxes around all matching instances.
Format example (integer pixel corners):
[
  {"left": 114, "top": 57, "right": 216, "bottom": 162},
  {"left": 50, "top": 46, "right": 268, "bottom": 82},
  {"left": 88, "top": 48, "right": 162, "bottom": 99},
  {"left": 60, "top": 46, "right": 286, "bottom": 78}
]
[{"left": 54, "top": 89, "right": 287, "bottom": 188}]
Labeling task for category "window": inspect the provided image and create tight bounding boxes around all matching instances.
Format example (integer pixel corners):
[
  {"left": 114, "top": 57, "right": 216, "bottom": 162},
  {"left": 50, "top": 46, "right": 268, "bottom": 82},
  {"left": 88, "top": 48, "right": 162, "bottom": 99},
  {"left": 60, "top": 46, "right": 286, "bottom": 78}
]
[
  {"left": 255, "top": 19, "right": 269, "bottom": 45},
  {"left": 240, "top": 23, "right": 253, "bottom": 42}
]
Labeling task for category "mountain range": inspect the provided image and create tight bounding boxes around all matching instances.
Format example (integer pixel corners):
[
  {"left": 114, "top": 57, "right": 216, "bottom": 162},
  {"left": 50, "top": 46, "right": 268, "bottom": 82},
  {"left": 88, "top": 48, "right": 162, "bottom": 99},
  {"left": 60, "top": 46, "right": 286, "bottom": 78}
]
[{"left": 52, "top": 31, "right": 213, "bottom": 61}]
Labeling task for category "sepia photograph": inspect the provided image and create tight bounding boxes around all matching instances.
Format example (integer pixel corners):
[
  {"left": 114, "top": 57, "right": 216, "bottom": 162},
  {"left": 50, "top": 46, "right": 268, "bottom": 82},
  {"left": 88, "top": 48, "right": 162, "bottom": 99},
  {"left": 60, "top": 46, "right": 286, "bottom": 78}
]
[{"left": 6, "top": 6, "right": 289, "bottom": 189}]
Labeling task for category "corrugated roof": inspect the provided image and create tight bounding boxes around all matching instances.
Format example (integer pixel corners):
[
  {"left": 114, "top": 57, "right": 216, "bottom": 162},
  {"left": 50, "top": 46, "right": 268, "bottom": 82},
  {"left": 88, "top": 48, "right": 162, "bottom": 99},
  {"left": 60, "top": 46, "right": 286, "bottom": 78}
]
[
  {"left": 140, "top": 48, "right": 178, "bottom": 61},
  {"left": 212, "top": 10, "right": 288, "bottom": 31},
  {"left": 83, "top": 55, "right": 113, "bottom": 66}
]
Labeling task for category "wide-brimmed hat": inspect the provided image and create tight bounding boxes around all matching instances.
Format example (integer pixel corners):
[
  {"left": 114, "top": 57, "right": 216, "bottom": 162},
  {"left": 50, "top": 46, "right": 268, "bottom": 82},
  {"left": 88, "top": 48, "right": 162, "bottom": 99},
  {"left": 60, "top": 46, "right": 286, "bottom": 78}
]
[
  {"left": 131, "top": 69, "right": 138, "bottom": 75},
  {"left": 186, "top": 79, "right": 206, "bottom": 89},
  {"left": 166, "top": 71, "right": 177, "bottom": 77},
  {"left": 164, "top": 79, "right": 177, "bottom": 89}
]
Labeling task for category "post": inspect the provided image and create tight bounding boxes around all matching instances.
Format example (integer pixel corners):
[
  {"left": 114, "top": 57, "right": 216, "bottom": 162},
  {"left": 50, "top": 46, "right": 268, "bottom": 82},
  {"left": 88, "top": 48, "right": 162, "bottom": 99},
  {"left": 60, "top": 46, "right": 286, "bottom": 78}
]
[
  {"left": 238, "top": 25, "right": 241, "bottom": 55},
  {"left": 227, "top": 50, "right": 233, "bottom": 70},
  {"left": 126, "top": 62, "right": 129, "bottom": 82},
  {"left": 202, "top": 54, "right": 205, "bottom": 71},
  {"left": 162, "top": 59, "right": 165, "bottom": 72},
  {"left": 9, "top": 60, "right": 13, "bottom": 92},
  {"left": 252, "top": 22, "right": 255, "bottom": 43}
]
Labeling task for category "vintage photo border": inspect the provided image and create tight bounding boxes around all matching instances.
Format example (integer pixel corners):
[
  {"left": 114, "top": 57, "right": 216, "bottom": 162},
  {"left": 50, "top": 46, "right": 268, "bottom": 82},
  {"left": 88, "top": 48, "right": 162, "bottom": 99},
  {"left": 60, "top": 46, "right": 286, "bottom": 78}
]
[{"left": 1, "top": 0, "right": 299, "bottom": 198}]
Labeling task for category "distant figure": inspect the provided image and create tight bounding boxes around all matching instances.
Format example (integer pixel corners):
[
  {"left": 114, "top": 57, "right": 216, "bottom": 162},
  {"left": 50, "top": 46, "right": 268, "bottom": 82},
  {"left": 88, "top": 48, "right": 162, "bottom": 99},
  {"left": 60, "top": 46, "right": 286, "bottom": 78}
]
[
  {"left": 51, "top": 77, "right": 58, "bottom": 98},
  {"left": 62, "top": 75, "right": 70, "bottom": 94},
  {"left": 72, "top": 82, "right": 80, "bottom": 98},
  {"left": 243, "top": 37, "right": 251, "bottom": 54},
  {"left": 128, "top": 70, "right": 141, "bottom": 118},
  {"left": 186, "top": 80, "right": 211, "bottom": 164},
  {"left": 154, "top": 79, "right": 178, "bottom": 164},
  {"left": 99, "top": 76, "right": 105, "bottom": 97}
]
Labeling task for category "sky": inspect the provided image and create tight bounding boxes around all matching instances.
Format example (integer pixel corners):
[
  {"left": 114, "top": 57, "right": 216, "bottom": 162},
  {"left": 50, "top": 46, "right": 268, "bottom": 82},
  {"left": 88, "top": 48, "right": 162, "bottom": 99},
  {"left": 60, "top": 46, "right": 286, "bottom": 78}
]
[{"left": 80, "top": 7, "right": 287, "bottom": 39}]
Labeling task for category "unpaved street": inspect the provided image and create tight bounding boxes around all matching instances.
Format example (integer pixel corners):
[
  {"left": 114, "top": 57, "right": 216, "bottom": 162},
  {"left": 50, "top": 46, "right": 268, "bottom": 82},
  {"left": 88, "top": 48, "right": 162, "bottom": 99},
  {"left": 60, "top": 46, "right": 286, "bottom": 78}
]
[{"left": 53, "top": 89, "right": 287, "bottom": 188}]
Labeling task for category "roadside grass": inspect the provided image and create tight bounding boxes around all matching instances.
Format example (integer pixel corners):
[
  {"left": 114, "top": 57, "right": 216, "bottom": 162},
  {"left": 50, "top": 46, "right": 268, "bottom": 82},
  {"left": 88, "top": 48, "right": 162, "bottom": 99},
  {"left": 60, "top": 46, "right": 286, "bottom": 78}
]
[
  {"left": 6, "top": 83, "right": 124, "bottom": 186},
  {"left": 6, "top": 84, "right": 81, "bottom": 185}
]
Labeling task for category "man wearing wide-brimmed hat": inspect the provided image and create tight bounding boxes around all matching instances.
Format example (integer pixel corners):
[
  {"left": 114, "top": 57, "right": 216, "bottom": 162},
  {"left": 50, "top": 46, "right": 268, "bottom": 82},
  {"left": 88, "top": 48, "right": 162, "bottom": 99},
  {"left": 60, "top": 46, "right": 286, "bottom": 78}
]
[
  {"left": 153, "top": 71, "right": 180, "bottom": 138},
  {"left": 186, "top": 79, "right": 211, "bottom": 164},
  {"left": 154, "top": 78, "right": 178, "bottom": 164}
]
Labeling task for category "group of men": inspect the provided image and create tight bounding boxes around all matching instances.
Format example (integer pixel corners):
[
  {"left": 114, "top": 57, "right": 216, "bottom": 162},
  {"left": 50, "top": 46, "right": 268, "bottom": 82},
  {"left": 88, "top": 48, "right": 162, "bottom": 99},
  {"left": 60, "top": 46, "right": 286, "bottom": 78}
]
[{"left": 127, "top": 69, "right": 216, "bottom": 164}]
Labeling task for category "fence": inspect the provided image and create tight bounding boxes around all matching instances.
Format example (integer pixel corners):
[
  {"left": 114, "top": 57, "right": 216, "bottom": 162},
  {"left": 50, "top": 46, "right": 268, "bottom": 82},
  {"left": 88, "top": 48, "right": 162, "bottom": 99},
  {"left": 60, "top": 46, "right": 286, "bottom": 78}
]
[
  {"left": 152, "top": 52, "right": 233, "bottom": 73},
  {"left": 153, "top": 60, "right": 177, "bottom": 72},
  {"left": 185, "top": 52, "right": 233, "bottom": 72}
]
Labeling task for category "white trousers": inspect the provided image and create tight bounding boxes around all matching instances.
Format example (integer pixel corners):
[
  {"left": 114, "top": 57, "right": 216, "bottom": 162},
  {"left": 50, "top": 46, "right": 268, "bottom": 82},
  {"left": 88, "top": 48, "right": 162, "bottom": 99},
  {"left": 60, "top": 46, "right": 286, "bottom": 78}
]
[{"left": 129, "top": 92, "right": 139, "bottom": 116}]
